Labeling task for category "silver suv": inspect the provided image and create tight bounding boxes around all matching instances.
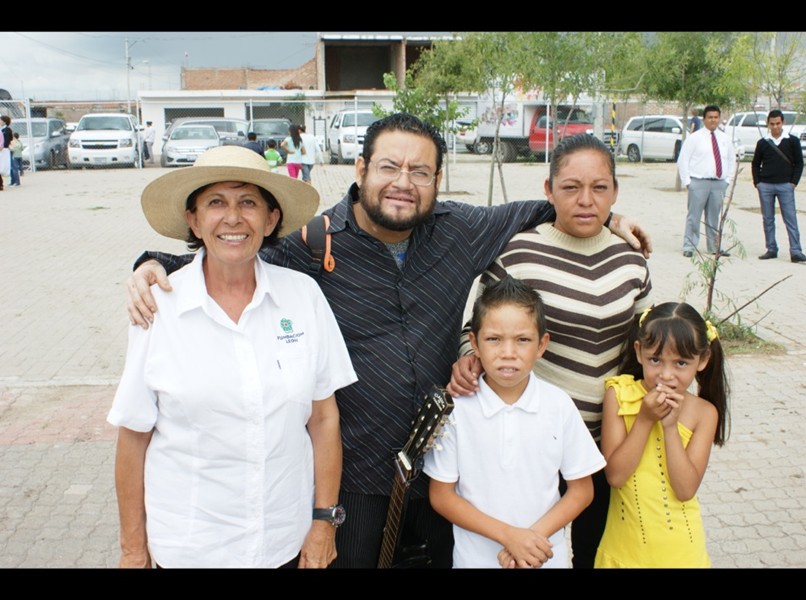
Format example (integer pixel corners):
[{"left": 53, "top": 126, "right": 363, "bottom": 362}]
[{"left": 14, "top": 118, "right": 69, "bottom": 170}]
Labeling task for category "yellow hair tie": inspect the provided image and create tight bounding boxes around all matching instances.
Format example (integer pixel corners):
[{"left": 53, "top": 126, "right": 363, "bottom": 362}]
[
  {"left": 705, "top": 320, "right": 719, "bottom": 343},
  {"left": 639, "top": 306, "right": 653, "bottom": 327}
]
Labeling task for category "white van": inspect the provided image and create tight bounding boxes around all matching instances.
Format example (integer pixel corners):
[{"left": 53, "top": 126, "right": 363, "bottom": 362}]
[
  {"left": 68, "top": 113, "right": 142, "bottom": 168},
  {"left": 619, "top": 115, "right": 685, "bottom": 162},
  {"left": 326, "top": 109, "right": 379, "bottom": 164}
]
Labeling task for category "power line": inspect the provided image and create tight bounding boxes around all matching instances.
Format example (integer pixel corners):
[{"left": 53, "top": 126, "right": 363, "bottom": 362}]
[{"left": 12, "top": 32, "right": 123, "bottom": 67}]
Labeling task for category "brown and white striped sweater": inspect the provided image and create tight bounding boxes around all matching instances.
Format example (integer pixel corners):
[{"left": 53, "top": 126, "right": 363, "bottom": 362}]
[{"left": 461, "top": 223, "right": 652, "bottom": 441}]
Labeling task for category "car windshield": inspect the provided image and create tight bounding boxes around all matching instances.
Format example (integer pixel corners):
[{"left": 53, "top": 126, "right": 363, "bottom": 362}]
[
  {"left": 78, "top": 116, "right": 132, "bottom": 131},
  {"left": 170, "top": 126, "right": 218, "bottom": 141},
  {"left": 252, "top": 121, "right": 289, "bottom": 136},
  {"left": 556, "top": 108, "right": 593, "bottom": 124},
  {"left": 342, "top": 113, "right": 377, "bottom": 127},
  {"left": 11, "top": 122, "right": 49, "bottom": 137}
]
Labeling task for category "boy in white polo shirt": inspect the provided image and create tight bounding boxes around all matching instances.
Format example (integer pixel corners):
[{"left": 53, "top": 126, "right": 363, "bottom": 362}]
[{"left": 424, "top": 276, "right": 605, "bottom": 568}]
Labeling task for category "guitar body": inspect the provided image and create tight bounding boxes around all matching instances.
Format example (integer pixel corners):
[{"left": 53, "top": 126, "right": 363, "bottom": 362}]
[{"left": 377, "top": 387, "right": 454, "bottom": 569}]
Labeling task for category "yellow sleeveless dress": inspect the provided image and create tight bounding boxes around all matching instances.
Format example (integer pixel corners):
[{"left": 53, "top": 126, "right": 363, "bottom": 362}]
[{"left": 594, "top": 375, "right": 710, "bottom": 568}]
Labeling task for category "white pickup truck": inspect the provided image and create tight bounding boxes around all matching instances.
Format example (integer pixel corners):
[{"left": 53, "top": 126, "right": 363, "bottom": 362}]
[
  {"left": 326, "top": 109, "right": 379, "bottom": 164},
  {"left": 724, "top": 110, "right": 806, "bottom": 159}
]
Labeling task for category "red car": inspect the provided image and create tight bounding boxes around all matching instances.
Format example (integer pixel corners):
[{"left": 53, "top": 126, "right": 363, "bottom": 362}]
[{"left": 528, "top": 108, "right": 595, "bottom": 154}]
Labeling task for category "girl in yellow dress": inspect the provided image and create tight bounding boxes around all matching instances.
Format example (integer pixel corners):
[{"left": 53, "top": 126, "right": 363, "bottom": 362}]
[{"left": 595, "top": 302, "right": 730, "bottom": 568}]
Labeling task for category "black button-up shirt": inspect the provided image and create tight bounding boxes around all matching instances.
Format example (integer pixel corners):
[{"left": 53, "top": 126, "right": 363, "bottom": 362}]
[{"left": 138, "top": 183, "right": 554, "bottom": 496}]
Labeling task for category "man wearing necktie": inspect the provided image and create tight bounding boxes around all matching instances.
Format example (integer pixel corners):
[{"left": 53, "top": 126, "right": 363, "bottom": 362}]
[{"left": 677, "top": 104, "right": 736, "bottom": 258}]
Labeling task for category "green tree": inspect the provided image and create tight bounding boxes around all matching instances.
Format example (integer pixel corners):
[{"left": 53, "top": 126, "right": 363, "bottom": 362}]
[
  {"left": 642, "top": 32, "right": 755, "bottom": 188},
  {"left": 750, "top": 32, "right": 806, "bottom": 110},
  {"left": 372, "top": 70, "right": 468, "bottom": 192},
  {"left": 456, "top": 32, "right": 530, "bottom": 205},
  {"left": 643, "top": 32, "right": 755, "bottom": 130},
  {"left": 411, "top": 37, "right": 485, "bottom": 192}
]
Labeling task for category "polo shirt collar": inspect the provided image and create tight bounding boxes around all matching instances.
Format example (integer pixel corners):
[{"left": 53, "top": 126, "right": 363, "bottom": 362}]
[
  {"left": 175, "top": 249, "right": 276, "bottom": 318},
  {"left": 477, "top": 373, "right": 541, "bottom": 417}
]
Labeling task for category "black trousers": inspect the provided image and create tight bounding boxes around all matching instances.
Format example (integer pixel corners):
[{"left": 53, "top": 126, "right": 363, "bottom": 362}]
[
  {"left": 561, "top": 466, "right": 610, "bottom": 568},
  {"left": 332, "top": 491, "right": 454, "bottom": 568}
]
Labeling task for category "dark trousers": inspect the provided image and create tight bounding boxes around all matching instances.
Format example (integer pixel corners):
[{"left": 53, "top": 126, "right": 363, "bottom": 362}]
[
  {"left": 332, "top": 491, "right": 454, "bottom": 568},
  {"left": 560, "top": 466, "right": 610, "bottom": 568}
]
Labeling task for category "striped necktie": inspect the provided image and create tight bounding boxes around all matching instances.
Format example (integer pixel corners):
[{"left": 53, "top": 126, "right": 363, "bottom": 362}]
[{"left": 711, "top": 131, "right": 722, "bottom": 179}]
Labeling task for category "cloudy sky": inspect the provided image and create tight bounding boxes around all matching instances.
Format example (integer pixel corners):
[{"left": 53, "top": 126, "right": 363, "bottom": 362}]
[
  {"left": 2, "top": 32, "right": 321, "bottom": 101},
  {"left": 2, "top": 31, "right": 456, "bottom": 103}
]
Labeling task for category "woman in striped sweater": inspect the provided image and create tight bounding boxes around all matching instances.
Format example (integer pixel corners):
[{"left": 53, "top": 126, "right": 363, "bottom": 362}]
[{"left": 449, "top": 134, "right": 652, "bottom": 568}]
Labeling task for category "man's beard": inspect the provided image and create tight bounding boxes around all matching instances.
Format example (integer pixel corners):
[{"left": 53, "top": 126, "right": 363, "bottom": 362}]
[{"left": 357, "top": 184, "right": 436, "bottom": 232}]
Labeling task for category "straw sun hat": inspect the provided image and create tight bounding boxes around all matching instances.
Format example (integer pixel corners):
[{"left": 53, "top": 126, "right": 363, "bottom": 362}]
[{"left": 141, "top": 145, "right": 320, "bottom": 241}]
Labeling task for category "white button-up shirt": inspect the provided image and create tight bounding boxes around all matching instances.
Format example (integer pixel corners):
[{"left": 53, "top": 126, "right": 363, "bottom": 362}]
[
  {"left": 677, "top": 126, "right": 736, "bottom": 186},
  {"left": 108, "top": 251, "right": 357, "bottom": 568}
]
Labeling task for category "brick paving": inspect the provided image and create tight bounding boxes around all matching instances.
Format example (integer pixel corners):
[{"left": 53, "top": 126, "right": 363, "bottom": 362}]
[{"left": 1, "top": 153, "right": 804, "bottom": 568}]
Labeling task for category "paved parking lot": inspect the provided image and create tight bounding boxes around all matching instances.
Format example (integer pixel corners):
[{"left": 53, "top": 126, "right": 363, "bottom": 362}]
[{"left": 1, "top": 153, "right": 805, "bottom": 568}]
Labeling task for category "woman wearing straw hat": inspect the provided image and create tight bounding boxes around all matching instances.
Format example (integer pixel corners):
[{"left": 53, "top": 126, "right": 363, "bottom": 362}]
[{"left": 108, "top": 146, "right": 357, "bottom": 568}]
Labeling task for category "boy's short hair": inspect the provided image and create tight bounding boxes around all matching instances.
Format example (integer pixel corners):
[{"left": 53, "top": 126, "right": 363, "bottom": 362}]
[
  {"left": 471, "top": 275, "right": 547, "bottom": 337},
  {"left": 247, "top": 132, "right": 257, "bottom": 141},
  {"left": 267, "top": 139, "right": 277, "bottom": 148}
]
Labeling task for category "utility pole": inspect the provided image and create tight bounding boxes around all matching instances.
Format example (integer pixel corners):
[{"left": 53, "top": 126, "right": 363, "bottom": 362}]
[{"left": 125, "top": 38, "right": 139, "bottom": 113}]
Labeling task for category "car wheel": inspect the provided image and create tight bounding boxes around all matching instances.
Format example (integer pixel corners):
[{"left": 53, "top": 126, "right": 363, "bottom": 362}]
[
  {"left": 627, "top": 144, "right": 641, "bottom": 163},
  {"left": 47, "top": 150, "right": 56, "bottom": 170},
  {"left": 495, "top": 141, "right": 517, "bottom": 163},
  {"left": 336, "top": 144, "right": 346, "bottom": 165},
  {"left": 673, "top": 140, "right": 682, "bottom": 162},
  {"left": 474, "top": 139, "right": 492, "bottom": 155},
  {"left": 160, "top": 153, "right": 167, "bottom": 168}
]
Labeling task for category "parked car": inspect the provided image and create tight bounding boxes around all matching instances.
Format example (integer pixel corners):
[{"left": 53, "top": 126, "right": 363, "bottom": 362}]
[
  {"left": 454, "top": 118, "right": 478, "bottom": 152},
  {"left": 725, "top": 110, "right": 797, "bottom": 157},
  {"left": 619, "top": 115, "right": 685, "bottom": 162},
  {"left": 162, "top": 117, "right": 248, "bottom": 148},
  {"left": 787, "top": 113, "right": 806, "bottom": 157},
  {"left": 13, "top": 117, "right": 69, "bottom": 169},
  {"left": 724, "top": 110, "right": 804, "bottom": 158},
  {"left": 161, "top": 124, "right": 220, "bottom": 167},
  {"left": 68, "top": 113, "right": 142, "bottom": 168},
  {"left": 326, "top": 109, "right": 380, "bottom": 164},
  {"left": 249, "top": 118, "right": 291, "bottom": 157}
]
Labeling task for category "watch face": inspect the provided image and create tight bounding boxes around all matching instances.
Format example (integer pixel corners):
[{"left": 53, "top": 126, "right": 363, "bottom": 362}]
[{"left": 332, "top": 505, "right": 346, "bottom": 526}]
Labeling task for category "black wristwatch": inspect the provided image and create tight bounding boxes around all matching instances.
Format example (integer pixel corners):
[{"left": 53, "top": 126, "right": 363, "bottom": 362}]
[{"left": 312, "top": 504, "right": 346, "bottom": 527}]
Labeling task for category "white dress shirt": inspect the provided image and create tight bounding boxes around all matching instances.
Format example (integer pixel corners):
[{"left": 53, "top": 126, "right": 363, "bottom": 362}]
[
  {"left": 677, "top": 126, "right": 736, "bottom": 186},
  {"left": 108, "top": 251, "right": 357, "bottom": 568}
]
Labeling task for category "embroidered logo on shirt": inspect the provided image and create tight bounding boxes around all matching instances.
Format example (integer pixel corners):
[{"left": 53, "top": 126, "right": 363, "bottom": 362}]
[{"left": 280, "top": 318, "right": 293, "bottom": 333}]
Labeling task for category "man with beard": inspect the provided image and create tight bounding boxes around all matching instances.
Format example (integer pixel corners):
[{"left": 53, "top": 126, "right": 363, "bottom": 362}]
[{"left": 127, "top": 113, "right": 649, "bottom": 568}]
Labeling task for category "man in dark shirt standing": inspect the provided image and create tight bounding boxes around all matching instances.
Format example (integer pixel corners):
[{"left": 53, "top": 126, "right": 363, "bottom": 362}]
[
  {"left": 127, "top": 113, "right": 648, "bottom": 568},
  {"left": 752, "top": 109, "right": 806, "bottom": 263},
  {"left": 242, "top": 131, "right": 264, "bottom": 156}
]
